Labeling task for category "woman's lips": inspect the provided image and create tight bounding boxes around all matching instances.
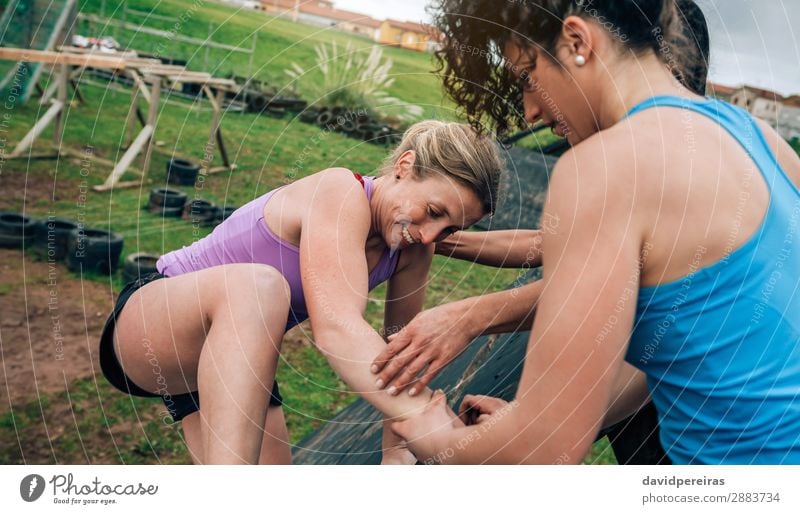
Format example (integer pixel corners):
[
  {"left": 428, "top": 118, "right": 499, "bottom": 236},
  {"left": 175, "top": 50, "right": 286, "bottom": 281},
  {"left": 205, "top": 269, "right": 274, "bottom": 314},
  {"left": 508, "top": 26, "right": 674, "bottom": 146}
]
[{"left": 401, "top": 225, "right": 417, "bottom": 245}]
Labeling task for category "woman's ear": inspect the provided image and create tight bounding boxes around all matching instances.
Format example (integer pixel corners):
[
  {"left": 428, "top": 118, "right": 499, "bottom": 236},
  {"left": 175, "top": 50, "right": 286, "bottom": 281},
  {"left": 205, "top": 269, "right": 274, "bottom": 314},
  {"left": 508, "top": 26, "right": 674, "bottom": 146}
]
[
  {"left": 394, "top": 150, "right": 417, "bottom": 179},
  {"left": 559, "top": 15, "right": 595, "bottom": 67}
]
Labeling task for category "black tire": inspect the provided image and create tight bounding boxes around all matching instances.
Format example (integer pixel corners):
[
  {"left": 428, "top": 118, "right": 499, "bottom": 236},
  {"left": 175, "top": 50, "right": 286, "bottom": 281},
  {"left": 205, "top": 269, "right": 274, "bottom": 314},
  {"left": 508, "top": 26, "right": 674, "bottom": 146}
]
[
  {"left": 66, "top": 228, "right": 124, "bottom": 275},
  {"left": 149, "top": 187, "right": 187, "bottom": 208},
  {"left": 298, "top": 108, "right": 320, "bottom": 123},
  {"left": 316, "top": 110, "right": 334, "bottom": 127},
  {"left": 33, "top": 218, "right": 79, "bottom": 260},
  {"left": 183, "top": 199, "right": 218, "bottom": 226},
  {"left": 148, "top": 204, "right": 184, "bottom": 218},
  {"left": 214, "top": 206, "right": 238, "bottom": 223},
  {"left": 248, "top": 94, "right": 269, "bottom": 113},
  {"left": 122, "top": 252, "right": 160, "bottom": 284},
  {"left": 266, "top": 106, "right": 287, "bottom": 118},
  {"left": 166, "top": 158, "right": 200, "bottom": 186},
  {"left": 359, "top": 129, "right": 377, "bottom": 142},
  {"left": 267, "top": 97, "right": 297, "bottom": 109},
  {"left": 356, "top": 122, "right": 381, "bottom": 132},
  {"left": 340, "top": 118, "right": 358, "bottom": 133},
  {"left": 0, "top": 212, "right": 38, "bottom": 236},
  {"left": 0, "top": 232, "right": 35, "bottom": 249},
  {"left": 287, "top": 99, "right": 308, "bottom": 112}
]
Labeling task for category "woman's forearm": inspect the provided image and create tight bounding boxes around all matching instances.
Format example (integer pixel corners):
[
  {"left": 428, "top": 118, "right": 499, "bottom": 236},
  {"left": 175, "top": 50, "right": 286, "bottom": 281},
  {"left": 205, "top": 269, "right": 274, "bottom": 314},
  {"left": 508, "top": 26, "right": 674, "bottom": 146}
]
[
  {"left": 459, "top": 280, "right": 543, "bottom": 337},
  {"left": 435, "top": 229, "right": 543, "bottom": 268},
  {"left": 315, "top": 320, "right": 433, "bottom": 420}
]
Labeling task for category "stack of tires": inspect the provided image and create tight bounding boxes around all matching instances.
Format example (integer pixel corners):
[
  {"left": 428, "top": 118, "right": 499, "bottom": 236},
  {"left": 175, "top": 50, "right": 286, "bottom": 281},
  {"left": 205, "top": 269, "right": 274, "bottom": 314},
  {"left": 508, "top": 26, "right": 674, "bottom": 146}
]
[
  {"left": 145, "top": 187, "right": 237, "bottom": 229},
  {"left": 298, "top": 106, "right": 402, "bottom": 146},
  {"left": 66, "top": 228, "right": 124, "bottom": 275},
  {"left": 166, "top": 158, "right": 200, "bottom": 186},
  {"left": 33, "top": 218, "right": 79, "bottom": 260},
  {"left": 148, "top": 187, "right": 187, "bottom": 218},
  {"left": 1, "top": 211, "right": 126, "bottom": 276},
  {"left": 121, "top": 252, "right": 160, "bottom": 283},
  {"left": 183, "top": 199, "right": 219, "bottom": 227},
  {"left": 0, "top": 212, "right": 38, "bottom": 249},
  {"left": 226, "top": 76, "right": 308, "bottom": 118}
]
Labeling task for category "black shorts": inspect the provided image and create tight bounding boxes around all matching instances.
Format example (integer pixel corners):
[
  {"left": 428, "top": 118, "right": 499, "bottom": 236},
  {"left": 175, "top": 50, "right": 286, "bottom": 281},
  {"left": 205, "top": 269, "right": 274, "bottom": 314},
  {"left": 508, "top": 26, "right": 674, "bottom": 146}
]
[{"left": 99, "top": 272, "right": 283, "bottom": 423}]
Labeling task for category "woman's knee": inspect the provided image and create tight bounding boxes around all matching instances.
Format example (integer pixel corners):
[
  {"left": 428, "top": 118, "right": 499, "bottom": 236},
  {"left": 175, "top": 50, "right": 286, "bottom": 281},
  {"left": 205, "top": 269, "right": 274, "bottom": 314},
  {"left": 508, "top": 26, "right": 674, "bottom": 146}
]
[{"left": 212, "top": 264, "right": 291, "bottom": 317}]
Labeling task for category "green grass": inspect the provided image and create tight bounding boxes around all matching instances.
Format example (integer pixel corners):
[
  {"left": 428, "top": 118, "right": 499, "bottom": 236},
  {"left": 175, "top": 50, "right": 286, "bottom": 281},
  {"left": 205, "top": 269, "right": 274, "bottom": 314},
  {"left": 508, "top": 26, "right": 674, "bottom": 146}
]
[
  {"left": 77, "top": 0, "right": 452, "bottom": 119},
  {"left": 790, "top": 137, "right": 800, "bottom": 156},
  {"left": 0, "top": 0, "right": 616, "bottom": 465}
]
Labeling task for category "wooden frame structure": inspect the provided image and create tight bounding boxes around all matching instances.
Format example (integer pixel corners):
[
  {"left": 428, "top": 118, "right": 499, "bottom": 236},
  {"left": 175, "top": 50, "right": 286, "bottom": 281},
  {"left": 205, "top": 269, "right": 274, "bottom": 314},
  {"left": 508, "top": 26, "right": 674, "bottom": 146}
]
[{"left": 0, "top": 47, "right": 240, "bottom": 192}]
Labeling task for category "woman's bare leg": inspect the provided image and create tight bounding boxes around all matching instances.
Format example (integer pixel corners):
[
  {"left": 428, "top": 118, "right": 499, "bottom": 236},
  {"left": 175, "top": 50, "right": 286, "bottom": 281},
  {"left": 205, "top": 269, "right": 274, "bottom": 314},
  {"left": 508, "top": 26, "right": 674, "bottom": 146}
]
[
  {"left": 114, "top": 263, "right": 291, "bottom": 464},
  {"left": 182, "top": 405, "right": 291, "bottom": 464},
  {"left": 258, "top": 406, "right": 291, "bottom": 464}
]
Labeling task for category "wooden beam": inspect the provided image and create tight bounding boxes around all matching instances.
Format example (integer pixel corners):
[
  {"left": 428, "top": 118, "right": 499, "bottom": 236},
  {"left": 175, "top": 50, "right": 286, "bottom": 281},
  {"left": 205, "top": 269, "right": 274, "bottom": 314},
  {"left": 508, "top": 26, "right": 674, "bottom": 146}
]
[
  {"left": 126, "top": 69, "right": 151, "bottom": 104},
  {"left": 173, "top": 76, "right": 237, "bottom": 88},
  {"left": 139, "top": 78, "right": 161, "bottom": 181},
  {"left": 77, "top": 14, "right": 253, "bottom": 54},
  {"left": 9, "top": 101, "right": 64, "bottom": 158},
  {"left": 53, "top": 64, "right": 68, "bottom": 147},
  {"left": 123, "top": 84, "right": 141, "bottom": 148},
  {"left": 133, "top": 65, "right": 189, "bottom": 75},
  {"left": 0, "top": 48, "right": 127, "bottom": 69},
  {"left": 58, "top": 45, "right": 139, "bottom": 58},
  {"left": 97, "top": 124, "right": 154, "bottom": 190}
]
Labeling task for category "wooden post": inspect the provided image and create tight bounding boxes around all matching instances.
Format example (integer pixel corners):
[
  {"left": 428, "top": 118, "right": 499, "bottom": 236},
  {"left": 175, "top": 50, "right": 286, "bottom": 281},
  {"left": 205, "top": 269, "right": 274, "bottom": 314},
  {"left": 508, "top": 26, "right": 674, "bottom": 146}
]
[
  {"left": 53, "top": 63, "right": 69, "bottom": 148},
  {"left": 204, "top": 22, "right": 212, "bottom": 71},
  {"left": 8, "top": 101, "right": 64, "bottom": 158},
  {"left": 139, "top": 76, "right": 160, "bottom": 181},
  {"left": 123, "top": 82, "right": 141, "bottom": 148},
  {"left": 201, "top": 85, "right": 224, "bottom": 173}
]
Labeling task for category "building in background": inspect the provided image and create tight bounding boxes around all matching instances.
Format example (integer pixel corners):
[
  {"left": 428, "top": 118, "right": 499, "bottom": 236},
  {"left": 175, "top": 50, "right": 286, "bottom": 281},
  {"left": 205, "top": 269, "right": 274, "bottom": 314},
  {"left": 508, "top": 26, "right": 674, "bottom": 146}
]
[
  {"left": 378, "top": 19, "right": 434, "bottom": 52},
  {"left": 261, "top": 0, "right": 381, "bottom": 40},
  {"left": 778, "top": 95, "right": 800, "bottom": 141},
  {"left": 706, "top": 81, "right": 736, "bottom": 102},
  {"left": 729, "top": 85, "right": 784, "bottom": 125},
  {"left": 708, "top": 83, "right": 800, "bottom": 142}
]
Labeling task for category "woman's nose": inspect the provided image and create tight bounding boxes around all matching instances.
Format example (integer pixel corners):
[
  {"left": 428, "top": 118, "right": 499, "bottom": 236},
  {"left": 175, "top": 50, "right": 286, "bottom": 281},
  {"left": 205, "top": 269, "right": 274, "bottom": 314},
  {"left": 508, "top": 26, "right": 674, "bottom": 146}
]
[
  {"left": 524, "top": 96, "right": 542, "bottom": 124},
  {"left": 418, "top": 225, "right": 442, "bottom": 245}
]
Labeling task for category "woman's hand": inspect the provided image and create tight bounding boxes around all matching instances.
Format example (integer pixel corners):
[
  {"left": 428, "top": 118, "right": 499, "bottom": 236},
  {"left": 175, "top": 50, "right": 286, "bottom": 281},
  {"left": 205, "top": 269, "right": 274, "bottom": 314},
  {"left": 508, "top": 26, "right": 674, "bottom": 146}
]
[
  {"left": 458, "top": 394, "right": 510, "bottom": 426},
  {"left": 392, "top": 389, "right": 464, "bottom": 464},
  {"left": 372, "top": 302, "right": 477, "bottom": 396},
  {"left": 381, "top": 418, "right": 418, "bottom": 465}
]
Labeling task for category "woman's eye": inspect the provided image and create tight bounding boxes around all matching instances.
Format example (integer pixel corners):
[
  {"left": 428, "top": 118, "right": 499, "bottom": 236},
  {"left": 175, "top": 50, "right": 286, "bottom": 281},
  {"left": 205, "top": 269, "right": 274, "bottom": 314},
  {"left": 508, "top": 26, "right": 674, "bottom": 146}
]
[
  {"left": 520, "top": 70, "right": 537, "bottom": 92},
  {"left": 428, "top": 207, "right": 442, "bottom": 218}
]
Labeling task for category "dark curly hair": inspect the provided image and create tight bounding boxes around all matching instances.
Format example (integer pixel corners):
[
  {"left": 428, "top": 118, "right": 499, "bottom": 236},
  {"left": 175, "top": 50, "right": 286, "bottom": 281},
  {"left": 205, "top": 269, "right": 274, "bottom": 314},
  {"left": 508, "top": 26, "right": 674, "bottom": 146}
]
[{"left": 431, "top": 0, "right": 702, "bottom": 137}]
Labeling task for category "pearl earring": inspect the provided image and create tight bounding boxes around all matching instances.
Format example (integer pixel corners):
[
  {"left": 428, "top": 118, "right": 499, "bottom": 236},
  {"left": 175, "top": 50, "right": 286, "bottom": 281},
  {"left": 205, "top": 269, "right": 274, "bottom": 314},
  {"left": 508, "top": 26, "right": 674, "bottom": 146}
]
[{"left": 575, "top": 54, "right": 586, "bottom": 67}]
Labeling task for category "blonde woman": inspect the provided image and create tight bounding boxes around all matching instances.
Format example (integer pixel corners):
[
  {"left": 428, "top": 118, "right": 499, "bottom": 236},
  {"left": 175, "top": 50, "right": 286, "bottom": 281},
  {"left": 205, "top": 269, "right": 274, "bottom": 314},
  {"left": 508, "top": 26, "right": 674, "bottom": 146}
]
[{"left": 98, "top": 121, "right": 504, "bottom": 464}]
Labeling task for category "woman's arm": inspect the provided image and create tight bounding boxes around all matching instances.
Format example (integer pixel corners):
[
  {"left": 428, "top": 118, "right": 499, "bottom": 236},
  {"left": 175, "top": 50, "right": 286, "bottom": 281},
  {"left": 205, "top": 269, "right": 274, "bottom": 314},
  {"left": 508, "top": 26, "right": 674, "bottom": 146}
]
[
  {"left": 394, "top": 145, "right": 648, "bottom": 463},
  {"left": 380, "top": 244, "right": 435, "bottom": 463},
  {"left": 435, "top": 229, "right": 543, "bottom": 268},
  {"left": 371, "top": 280, "right": 542, "bottom": 395},
  {"left": 300, "top": 169, "right": 433, "bottom": 421}
]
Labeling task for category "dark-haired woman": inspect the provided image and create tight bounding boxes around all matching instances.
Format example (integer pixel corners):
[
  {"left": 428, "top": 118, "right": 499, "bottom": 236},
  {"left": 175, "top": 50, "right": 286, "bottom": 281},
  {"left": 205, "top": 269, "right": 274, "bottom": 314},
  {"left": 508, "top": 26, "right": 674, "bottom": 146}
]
[{"left": 392, "top": 0, "right": 800, "bottom": 464}]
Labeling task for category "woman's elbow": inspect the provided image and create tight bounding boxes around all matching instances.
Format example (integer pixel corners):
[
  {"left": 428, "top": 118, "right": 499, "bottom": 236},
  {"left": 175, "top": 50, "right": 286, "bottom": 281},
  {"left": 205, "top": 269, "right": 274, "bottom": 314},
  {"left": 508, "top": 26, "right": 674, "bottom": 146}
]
[{"left": 310, "top": 316, "right": 364, "bottom": 355}]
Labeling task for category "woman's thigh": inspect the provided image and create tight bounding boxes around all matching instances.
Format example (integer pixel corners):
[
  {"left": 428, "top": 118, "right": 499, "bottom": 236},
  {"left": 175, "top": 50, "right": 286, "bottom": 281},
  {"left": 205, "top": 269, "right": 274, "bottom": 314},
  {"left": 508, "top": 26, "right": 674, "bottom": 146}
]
[{"left": 113, "top": 263, "right": 289, "bottom": 396}]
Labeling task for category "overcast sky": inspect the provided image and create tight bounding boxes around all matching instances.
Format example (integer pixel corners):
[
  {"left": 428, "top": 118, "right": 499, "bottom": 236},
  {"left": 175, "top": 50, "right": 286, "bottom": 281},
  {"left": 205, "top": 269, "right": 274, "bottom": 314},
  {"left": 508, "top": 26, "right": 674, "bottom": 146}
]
[{"left": 334, "top": 0, "right": 800, "bottom": 96}]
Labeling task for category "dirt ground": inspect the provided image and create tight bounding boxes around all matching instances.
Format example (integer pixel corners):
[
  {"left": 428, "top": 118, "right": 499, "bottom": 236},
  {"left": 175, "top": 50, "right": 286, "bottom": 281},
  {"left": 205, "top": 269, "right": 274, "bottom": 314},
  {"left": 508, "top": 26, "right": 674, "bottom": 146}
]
[
  {"left": 0, "top": 248, "right": 113, "bottom": 405},
  {"left": 0, "top": 165, "right": 82, "bottom": 211}
]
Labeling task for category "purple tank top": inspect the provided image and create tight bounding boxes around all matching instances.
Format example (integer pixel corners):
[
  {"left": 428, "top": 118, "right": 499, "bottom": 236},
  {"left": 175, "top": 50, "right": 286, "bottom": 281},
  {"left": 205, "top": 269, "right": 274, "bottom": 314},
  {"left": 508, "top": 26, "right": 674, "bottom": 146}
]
[{"left": 156, "top": 176, "right": 399, "bottom": 329}]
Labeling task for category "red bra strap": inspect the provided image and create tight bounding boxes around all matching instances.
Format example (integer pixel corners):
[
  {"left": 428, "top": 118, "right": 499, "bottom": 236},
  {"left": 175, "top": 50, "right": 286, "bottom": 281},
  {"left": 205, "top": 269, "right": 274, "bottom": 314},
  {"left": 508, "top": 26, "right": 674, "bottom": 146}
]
[{"left": 352, "top": 172, "right": 365, "bottom": 188}]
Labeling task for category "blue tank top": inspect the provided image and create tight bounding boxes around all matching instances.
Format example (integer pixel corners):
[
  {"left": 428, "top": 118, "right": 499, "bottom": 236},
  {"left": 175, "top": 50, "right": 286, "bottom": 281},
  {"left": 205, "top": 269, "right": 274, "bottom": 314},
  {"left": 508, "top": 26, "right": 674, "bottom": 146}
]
[{"left": 624, "top": 96, "right": 800, "bottom": 464}]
